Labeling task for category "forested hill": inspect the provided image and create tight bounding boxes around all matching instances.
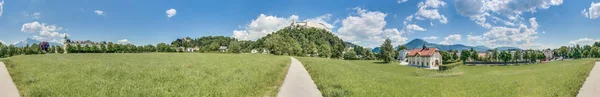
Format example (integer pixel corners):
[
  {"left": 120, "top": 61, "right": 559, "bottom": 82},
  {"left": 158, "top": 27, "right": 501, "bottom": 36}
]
[{"left": 256, "top": 27, "right": 346, "bottom": 58}]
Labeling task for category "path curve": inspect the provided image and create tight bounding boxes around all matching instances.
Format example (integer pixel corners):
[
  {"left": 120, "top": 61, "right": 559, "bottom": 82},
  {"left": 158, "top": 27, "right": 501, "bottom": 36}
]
[
  {"left": 0, "top": 62, "right": 20, "bottom": 97},
  {"left": 577, "top": 62, "right": 600, "bottom": 97},
  {"left": 277, "top": 57, "right": 322, "bottom": 97}
]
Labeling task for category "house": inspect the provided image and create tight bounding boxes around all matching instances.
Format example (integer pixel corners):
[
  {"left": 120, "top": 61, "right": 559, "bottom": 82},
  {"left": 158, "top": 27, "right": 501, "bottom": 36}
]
[
  {"left": 218, "top": 46, "right": 228, "bottom": 52},
  {"left": 406, "top": 45, "right": 442, "bottom": 69},
  {"left": 185, "top": 48, "right": 194, "bottom": 52},
  {"left": 251, "top": 49, "right": 259, "bottom": 53},
  {"left": 397, "top": 50, "right": 409, "bottom": 65},
  {"left": 478, "top": 53, "right": 487, "bottom": 58},
  {"left": 543, "top": 49, "right": 554, "bottom": 61}
]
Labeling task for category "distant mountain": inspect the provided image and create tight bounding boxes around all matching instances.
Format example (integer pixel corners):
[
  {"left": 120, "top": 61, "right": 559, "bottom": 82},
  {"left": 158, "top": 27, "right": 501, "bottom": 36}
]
[
  {"left": 495, "top": 46, "right": 521, "bottom": 51},
  {"left": 372, "top": 47, "right": 381, "bottom": 53},
  {"left": 392, "top": 39, "right": 521, "bottom": 52},
  {"left": 344, "top": 42, "right": 358, "bottom": 48},
  {"left": 14, "top": 38, "right": 63, "bottom": 47}
]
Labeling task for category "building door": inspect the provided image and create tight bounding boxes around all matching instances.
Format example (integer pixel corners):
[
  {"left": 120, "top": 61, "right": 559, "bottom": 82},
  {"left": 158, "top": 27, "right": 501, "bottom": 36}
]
[{"left": 435, "top": 60, "right": 440, "bottom": 67}]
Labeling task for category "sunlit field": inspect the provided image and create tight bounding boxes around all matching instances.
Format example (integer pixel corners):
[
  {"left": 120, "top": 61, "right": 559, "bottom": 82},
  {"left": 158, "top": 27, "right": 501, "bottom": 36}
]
[
  {"left": 297, "top": 57, "right": 597, "bottom": 97},
  {"left": 4, "top": 53, "right": 290, "bottom": 97}
]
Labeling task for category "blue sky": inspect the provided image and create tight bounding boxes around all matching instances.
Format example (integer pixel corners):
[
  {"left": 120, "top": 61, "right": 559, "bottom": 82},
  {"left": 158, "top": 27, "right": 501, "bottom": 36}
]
[{"left": 0, "top": 0, "right": 599, "bottom": 49}]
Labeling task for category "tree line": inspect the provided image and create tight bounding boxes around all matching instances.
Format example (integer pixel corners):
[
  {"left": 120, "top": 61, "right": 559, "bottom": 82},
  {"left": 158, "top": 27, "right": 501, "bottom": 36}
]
[{"left": 0, "top": 41, "right": 181, "bottom": 58}]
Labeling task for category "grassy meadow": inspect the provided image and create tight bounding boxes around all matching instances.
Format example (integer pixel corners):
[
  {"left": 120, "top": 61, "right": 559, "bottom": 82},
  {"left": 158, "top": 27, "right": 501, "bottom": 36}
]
[
  {"left": 3, "top": 53, "right": 290, "bottom": 97},
  {"left": 297, "top": 57, "right": 597, "bottom": 97}
]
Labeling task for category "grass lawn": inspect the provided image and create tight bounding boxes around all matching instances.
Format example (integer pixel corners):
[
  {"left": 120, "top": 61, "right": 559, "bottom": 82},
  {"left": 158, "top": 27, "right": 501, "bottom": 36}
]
[
  {"left": 297, "top": 57, "right": 598, "bottom": 97},
  {"left": 3, "top": 53, "right": 290, "bottom": 97}
]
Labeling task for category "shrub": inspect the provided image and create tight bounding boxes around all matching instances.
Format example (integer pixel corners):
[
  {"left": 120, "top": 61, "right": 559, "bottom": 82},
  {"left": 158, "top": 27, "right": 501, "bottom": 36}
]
[{"left": 439, "top": 63, "right": 461, "bottom": 71}]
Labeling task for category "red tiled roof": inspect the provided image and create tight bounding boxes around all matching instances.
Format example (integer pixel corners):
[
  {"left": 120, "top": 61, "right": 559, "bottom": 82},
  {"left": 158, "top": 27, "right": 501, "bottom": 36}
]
[{"left": 407, "top": 48, "right": 438, "bottom": 57}]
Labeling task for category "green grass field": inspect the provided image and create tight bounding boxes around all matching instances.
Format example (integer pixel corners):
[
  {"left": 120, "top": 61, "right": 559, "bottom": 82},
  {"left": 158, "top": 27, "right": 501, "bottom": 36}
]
[
  {"left": 297, "top": 57, "right": 597, "bottom": 97},
  {"left": 3, "top": 53, "right": 290, "bottom": 97}
]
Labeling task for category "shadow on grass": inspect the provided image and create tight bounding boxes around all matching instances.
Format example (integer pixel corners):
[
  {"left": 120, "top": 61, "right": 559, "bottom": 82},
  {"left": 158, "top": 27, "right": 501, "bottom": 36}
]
[{"left": 372, "top": 62, "right": 389, "bottom": 64}]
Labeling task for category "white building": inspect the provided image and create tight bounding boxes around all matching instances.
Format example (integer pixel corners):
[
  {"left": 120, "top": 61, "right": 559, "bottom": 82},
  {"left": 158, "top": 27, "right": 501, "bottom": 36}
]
[
  {"left": 290, "top": 20, "right": 332, "bottom": 32},
  {"left": 397, "top": 50, "right": 409, "bottom": 65},
  {"left": 406, "top": 46, "right": 442, "bottom": 69},
  {"left": 218, "top": 46, "right": 228, "bottom": 52}
]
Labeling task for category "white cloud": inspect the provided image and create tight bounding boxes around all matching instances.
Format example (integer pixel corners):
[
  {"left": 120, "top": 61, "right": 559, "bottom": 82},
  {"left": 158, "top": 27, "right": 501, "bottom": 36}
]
[
  {"left": 414, "top": 0, "right": 448, "bottom": 24},
  {"left": 0, "top": 40, "right": 5, "bottom": 44},
  {"left": 582, "top": 2, "right": 600, "bottom": 19},
  {"left": 336, "top": 7, "right": 407, "bottom": 48},
  {"left": 94, "top": 10, "right": 104, "bottom": 16},
  {"left": 405, "top": 24, "right": 427, "bottom": 32},
  {"left": 456, "top": 0, "right": 562, "bottom": 28},
  {"left": 0, "top": 0, "right": 4, "bottom": 17},
  {"left": 400, "top": 0, "right": 448, "bottom": 34},
  {"left": 423, "top": 36, "right": 439, "bottom": 41},
  {"left": 21, "top": 21, "right": 69, "bottom": 43},
  {"left": 569, "top": 38, "right": 600, "bottom": 45},
  {"left": 117, "top": 39, "right": 130, "bottom": 44},
  {"left": 33, "top": 12, "right": 40, "bottom": 19},
  {"left": 166, "top": 8, "right": 177, "bottom": 18},
  {"left": 306, "top": 13, "right": 334, "bottom": 29},
  {"left": 232, "top": 14, "right": 300, "bottom": 40},
  {"left": 440, "top": 34, "right": 462, "bottom": 45},
  {"left": 465, "top": 18, "right": 540, "bottom": 49},
  {"left": 455, "top": 0, "right": 561, "bottom": 49},
  {"left": 233, "top": 13, "right": 335, "bottom": 41},
  {"left": 397, "top": 0, "right": 408, "bottom": 4}
]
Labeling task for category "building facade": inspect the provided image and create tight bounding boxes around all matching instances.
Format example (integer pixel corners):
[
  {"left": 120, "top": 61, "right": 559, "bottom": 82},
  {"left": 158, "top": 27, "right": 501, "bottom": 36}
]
[
  {"left": 62, "top": 36, "right": 106, "bottom": 53},
  {"left": 289, "top": 20, "right": 332, "bottom": 32},
  {"left": 406, "top": 46, "right": 442, "bottom": 69},
  {"left": 397, "top": 50, "right": 409, "bottom": 65}
]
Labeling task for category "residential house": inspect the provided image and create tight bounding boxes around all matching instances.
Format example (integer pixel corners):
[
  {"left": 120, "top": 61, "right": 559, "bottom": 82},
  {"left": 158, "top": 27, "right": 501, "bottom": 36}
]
[
  {"left": 218, "top": 46, "right": 228, "bottom": 52},
  {"left": 406, "top": 45, "right": 443, "bottom": 69}
]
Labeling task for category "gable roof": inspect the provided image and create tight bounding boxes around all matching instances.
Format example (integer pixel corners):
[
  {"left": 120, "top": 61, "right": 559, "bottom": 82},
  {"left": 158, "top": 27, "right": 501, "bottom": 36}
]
[{"left": 407, "top": 48, "right": 438, "bottom": 57}]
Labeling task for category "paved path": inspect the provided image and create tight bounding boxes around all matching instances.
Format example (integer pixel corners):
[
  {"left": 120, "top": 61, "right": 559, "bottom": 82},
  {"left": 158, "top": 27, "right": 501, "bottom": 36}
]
[
  {"left": 277, "top": 57, "right": 322, "bottom": 97},
  {"left": 578, "top": 62, "right": 600, "bottom": 97},
  {"left": 0, "top": 62, "right": 20, "bottom": 97}
]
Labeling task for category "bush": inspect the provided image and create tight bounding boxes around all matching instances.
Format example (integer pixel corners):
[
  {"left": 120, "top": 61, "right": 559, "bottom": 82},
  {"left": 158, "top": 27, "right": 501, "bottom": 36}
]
[{"left": 439, "top": 63, "right": 461, "bottom": 71}]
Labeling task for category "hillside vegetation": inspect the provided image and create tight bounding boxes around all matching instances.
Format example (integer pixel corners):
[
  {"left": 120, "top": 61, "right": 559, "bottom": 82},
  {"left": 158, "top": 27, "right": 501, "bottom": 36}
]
[
  {"left": 257, "top": 27, "right": 346, "bottom": 58},
  {"left": 4, "top": 53, "right": 290, "bottom": 97},
  {"left": 297, "top": 57, "right": 596, "bottom": 97}
]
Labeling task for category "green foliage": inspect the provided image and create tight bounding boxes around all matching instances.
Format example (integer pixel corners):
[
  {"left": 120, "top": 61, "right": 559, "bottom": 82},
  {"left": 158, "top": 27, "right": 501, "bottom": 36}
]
[
  {"left": 379, "top": 38, "right": 394, "bottom": 63},
  {"left": 257, "top": 27, "right": 345, "bottom": 58},
  {"left": 228, "top": 41, "right": 242, "bottom": 53},
  {"left": 499, "top": 51, "right": 512, "bottom": 65},
  {"left": 460, "top": 50, "right": 470, "bottom": 64},
  {"left": 343, "top": 50, "right": 358, "bottom": 60}
]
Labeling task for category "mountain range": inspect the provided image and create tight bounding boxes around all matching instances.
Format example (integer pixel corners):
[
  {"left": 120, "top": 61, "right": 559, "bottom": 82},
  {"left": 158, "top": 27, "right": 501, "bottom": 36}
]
[
  {"left": 372, "top": 39, "right": 521, "bottom": 53},
  {"left": 14, "top": 38, "right": 63, "bottom": 47}
]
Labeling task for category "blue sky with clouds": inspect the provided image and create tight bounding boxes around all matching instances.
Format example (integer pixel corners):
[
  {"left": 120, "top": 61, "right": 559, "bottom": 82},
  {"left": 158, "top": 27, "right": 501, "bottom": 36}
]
[{"left": 0, "top": 0, "right": 599, "bottom": 49}]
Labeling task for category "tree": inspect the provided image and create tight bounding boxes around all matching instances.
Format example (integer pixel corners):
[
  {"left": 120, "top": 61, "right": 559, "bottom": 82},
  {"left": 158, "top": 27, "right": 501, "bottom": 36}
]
[
  {"left": 452, "top": 50, "right": 459, "bottom": 61},
  {"left": 537, "top": 52, "right": 546, "bottom": 63},
  {"left": 397, "top": 45, "right": 408, "bottom": 50},
  {"left": 57, "top": 46, "right": 64, "bottom": 54},
  {"left": 499, "top": 51, "right": 512, "bottom": 65},
  {"left": 492, "top": 49, "right": 499, "bottom": 61},
  {"left": 228, "top": 41, "right": 242, "bottom": 53},
  {"left": 558, "top": 46, "right": 569, "bottom": 59},
  {"left": 514, "top": 50, "right": 522, "bottom": 64},
  {"left": 344, "top": 50, "right": 357, "bottom": 60},
  {"left": 460, "top": 50, "right": 471, "bottom": 64},
  {"left": 209, "top": 42, "right": 220, "bottom": 51},
  {"left": 470, "top": 48, "right": 479, "bottom": 61},
  {"left": 379, "top": 38, "right": 394, "bottom": 63}
]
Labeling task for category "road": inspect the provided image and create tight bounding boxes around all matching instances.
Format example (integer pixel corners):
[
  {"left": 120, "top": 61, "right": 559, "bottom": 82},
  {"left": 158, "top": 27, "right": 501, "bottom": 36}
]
[
  {"left": 577, "top": 62, "right": 600, "bottom": 97},
  {"left": 277, "top": 57, "right": 322, "bottom": 97},
  {"left": 0, "top": 62, "right": 20, "bottom": 97}
]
